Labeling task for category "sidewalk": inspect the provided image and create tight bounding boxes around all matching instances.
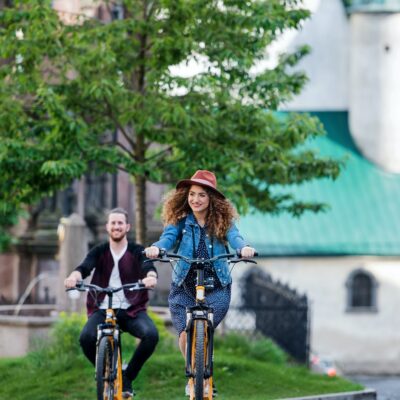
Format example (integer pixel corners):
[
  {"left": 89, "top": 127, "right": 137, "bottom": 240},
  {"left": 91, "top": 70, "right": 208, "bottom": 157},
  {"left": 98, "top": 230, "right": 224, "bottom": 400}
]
[{"left": 281, "top": 389, "right": 376, "bottom": 400}]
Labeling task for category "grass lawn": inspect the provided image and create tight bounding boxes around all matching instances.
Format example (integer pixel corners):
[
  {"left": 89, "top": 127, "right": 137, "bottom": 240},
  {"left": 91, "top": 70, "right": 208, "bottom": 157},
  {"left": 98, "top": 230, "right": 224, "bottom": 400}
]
[{"left": 0, "top": 313, "right": 363, "bottom": 400}]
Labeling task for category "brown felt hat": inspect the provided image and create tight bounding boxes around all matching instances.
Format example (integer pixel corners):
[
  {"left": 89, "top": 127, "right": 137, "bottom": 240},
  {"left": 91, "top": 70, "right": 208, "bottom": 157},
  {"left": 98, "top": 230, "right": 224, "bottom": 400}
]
[{"left": 176, "top": 170, "right": 225, "bottom": 199}]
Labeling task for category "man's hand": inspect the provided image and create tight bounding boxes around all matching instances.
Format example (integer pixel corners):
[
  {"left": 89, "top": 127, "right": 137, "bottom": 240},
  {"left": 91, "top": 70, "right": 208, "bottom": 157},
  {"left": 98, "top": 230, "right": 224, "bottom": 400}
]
[
  {"left": 142, "top": 273, "right": 158, "bottom": 289},
  {"left": 64, "top": 271, "right": 83, "bottom": 289},
  {"left": 144, "top": 246, "right": 160, "bottom": 259},
  {"left": 240, "top": 246, "right": 256, "bottom": 258}
]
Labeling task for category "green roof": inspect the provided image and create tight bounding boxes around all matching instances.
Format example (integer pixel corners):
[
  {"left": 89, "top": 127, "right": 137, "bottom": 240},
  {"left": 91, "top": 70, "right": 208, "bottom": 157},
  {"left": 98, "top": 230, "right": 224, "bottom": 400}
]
[
  {"left": 238, "top": 111, "right": 400, "bottom": 256},
  {"left": 345, "top": 0, "right": 400, "bottom": 13}
]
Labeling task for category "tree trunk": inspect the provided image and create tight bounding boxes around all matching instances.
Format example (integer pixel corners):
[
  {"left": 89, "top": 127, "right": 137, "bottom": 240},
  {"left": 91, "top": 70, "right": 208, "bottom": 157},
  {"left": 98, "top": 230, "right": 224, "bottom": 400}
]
[
  {"left": 130, "top": 2, "right": 148, "bottom": 245},
  {"left": 134, "top": 130, "right": 146, "bottom": 245},
  {"left": 134, "top": 174, "right": 146, "bottom": 245}
]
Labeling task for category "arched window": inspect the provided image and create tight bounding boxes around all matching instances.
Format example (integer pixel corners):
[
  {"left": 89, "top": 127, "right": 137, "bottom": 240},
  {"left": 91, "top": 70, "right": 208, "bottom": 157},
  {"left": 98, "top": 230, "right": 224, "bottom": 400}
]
[{"left": 346, "top": 269, "right": 378, "bottom": 312}]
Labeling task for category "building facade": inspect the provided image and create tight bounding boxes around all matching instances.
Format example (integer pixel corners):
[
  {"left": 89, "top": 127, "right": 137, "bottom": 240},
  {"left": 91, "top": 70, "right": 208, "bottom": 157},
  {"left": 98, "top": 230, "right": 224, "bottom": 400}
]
[{"left": 231, "top": 0, "right": 400, "bottom": 374}]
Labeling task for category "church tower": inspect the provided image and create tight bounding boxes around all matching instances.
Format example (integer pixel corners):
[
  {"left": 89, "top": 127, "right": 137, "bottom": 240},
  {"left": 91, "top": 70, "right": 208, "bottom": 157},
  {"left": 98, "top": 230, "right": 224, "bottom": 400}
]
[{"left": 348, "top": 0, "right": 400, "bottom": 172}]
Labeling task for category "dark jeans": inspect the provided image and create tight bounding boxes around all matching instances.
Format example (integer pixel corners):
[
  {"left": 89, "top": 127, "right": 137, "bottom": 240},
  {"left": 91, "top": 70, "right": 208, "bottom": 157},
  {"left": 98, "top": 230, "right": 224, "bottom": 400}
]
[{"left": 79, "top": 309, "right": 159, "bottom": 381}]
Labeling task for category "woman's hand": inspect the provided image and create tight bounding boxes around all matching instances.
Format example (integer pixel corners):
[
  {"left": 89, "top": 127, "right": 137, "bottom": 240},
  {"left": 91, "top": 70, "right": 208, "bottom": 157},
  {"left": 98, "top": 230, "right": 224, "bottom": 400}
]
[
  {"left": 144, "top": 246, "right": 160, "bottom": 259},
  {"left": 240, "top": 246, "right": 256, "bottom": 258}
]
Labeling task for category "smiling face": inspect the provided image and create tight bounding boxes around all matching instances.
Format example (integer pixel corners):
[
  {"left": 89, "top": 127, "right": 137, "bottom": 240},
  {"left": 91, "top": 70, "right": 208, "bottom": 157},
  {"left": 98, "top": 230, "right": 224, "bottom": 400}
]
[
  {"left": 106, "top": 212, "right": 130, "bottom": 243},
  {"left": 188, "top": 185, "right": 210, "bottom": 217}
]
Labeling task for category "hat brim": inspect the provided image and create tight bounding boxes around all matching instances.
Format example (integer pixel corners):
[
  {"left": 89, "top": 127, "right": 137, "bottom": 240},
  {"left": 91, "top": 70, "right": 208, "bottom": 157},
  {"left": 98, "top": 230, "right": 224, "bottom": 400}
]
[{"left": 176, "top": 179, "right": 225, "bottom": 199}]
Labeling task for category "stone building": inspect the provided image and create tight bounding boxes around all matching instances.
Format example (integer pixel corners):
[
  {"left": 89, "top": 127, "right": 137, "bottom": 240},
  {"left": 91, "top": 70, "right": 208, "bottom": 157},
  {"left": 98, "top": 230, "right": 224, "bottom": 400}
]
[{"left": 231, "top": 0, "right": 400, "bottom": 374}]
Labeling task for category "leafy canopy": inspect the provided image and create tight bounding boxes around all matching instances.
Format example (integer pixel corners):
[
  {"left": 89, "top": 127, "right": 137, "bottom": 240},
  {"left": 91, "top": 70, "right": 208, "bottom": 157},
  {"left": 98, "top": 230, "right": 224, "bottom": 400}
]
[{"left": 0, "top": 0, "right": 341, "bottom": 245}]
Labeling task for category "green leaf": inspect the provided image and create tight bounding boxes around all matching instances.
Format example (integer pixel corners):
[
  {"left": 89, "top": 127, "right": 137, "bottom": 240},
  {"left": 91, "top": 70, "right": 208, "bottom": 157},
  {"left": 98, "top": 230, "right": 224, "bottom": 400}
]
[{"left": 0, "top": 0, "right": 342, "bottom": 245}]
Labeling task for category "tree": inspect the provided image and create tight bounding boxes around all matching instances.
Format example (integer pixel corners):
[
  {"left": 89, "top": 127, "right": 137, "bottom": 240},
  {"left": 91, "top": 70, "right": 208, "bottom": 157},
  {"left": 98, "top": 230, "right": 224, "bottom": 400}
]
[{"left": 0, "top": 0, "right": 341, "bottom": 245}]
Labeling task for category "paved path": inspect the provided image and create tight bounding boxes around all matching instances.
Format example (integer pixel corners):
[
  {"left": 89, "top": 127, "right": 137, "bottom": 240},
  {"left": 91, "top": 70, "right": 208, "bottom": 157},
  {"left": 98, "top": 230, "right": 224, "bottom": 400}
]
[{"left": 348, "top": 376, "right": 400, "bottom": 400}]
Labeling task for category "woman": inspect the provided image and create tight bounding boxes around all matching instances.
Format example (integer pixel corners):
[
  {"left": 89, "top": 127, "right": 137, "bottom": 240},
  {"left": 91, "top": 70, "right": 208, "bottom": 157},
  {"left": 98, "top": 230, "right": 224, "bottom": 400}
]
[{"left": 145, "top": 170, "right": 255, "bottom": 394}]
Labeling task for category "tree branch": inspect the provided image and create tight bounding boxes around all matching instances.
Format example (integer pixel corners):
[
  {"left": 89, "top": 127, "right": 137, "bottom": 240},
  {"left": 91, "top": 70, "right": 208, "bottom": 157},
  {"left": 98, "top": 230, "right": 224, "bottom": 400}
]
[
  {"left": 146, "top": 0, "right": 157, "bottom": 20},
  {"left": 145, "top": 145, "right": 172, "bottom": 162},
  {"left": 154, "top": 156, "right": 185, "bottom": 171},
  {"left": 99, "top": 159, "right": 131, "bottom": 174},
  {"left": 100, "top": 141, "right": 135, "bottom": 159},
  {"left": 103, "top": 97, "right": 137, "bottom": 152}
]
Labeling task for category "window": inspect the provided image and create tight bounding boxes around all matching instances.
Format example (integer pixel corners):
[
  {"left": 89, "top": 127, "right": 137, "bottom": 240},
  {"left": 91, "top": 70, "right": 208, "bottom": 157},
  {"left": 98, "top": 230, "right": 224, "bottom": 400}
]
[
  {"left": 3, "top": 0, "right": 13, "bottom": 7},
  {"left": 346, "top": 269, "right": 378, "bottom": 312},
  {"left": 111, "top": 3, "right": 124, "bottom": 20}
]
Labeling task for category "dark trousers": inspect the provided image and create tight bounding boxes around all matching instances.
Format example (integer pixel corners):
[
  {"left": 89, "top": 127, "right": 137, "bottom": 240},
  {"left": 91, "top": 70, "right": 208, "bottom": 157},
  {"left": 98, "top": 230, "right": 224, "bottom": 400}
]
[{"left": 79, "top": 309, "right": 159, "bottom": 381}]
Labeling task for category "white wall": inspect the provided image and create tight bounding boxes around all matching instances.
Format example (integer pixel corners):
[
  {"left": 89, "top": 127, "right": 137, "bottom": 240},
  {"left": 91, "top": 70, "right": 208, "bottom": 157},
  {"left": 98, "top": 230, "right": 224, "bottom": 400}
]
[
  {"left": 277, "top": 0, "right": 350, "bottom": 111},
  {"left": 278, "top": 1, "right": 400, "bottom": 173},
  {"left": 231, "top": 256, "right": 400, "bottom": 374},
  {"left": 52, "top": 0, "right": 98, "bottom": 20},
  {"left": 349, "top": 13, "right": 400, "bottom": 173}
]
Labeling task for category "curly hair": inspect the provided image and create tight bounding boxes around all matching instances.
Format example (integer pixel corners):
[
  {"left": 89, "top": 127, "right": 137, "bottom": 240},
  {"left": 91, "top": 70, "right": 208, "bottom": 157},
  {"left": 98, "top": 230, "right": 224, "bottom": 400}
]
[{"left": 161, "top": 186, "right": 238, "bottom": 242}]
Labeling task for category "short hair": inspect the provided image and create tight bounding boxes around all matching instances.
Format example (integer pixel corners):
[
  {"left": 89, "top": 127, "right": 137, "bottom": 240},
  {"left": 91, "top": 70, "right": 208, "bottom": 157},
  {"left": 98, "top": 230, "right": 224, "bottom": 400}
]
[{"left": 107, "top": 207, "right": 129, "bottom": 223}]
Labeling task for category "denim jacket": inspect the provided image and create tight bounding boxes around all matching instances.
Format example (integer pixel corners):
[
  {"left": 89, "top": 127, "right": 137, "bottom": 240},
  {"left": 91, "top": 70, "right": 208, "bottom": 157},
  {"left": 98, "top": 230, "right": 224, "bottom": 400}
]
[{"left": 152, "top": 213, "right": 247, "bottom": 287}]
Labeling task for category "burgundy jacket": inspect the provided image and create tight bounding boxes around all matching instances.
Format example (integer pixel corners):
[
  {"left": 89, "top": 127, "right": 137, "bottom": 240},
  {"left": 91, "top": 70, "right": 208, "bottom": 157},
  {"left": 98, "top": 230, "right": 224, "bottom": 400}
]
[{"left": 75, "top": 242, "right": 157, "bottom": 318}]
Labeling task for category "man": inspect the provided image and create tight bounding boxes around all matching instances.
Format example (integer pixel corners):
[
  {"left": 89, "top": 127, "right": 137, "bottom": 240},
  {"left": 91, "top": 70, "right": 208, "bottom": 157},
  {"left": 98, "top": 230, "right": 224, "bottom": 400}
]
[{"left": 64, "top": 207, "right": 159, "bottom": 398}]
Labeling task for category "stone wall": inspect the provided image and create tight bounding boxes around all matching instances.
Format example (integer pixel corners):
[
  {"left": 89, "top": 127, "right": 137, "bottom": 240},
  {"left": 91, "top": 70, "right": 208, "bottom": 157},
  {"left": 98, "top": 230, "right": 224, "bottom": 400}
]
[{"left": 231, "top": 256, "right": 400, "bottom": 374}]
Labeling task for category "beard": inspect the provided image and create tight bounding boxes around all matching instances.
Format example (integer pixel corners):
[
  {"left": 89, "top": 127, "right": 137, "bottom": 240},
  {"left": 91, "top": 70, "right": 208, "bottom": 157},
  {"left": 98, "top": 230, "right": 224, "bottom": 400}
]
[{"left": 110, "top": 231, "right": 126, "bottom": 242}]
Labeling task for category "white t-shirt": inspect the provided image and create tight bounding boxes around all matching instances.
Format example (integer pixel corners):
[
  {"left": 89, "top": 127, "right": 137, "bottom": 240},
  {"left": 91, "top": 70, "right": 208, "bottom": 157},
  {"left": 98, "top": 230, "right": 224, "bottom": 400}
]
[{"left": 99, "top": 244, "right": 130, "bottom": 310}]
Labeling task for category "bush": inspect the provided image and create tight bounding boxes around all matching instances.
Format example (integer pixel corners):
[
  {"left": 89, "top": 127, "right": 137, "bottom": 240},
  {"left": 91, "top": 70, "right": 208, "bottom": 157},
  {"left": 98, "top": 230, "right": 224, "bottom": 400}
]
[
  {"left": 26, "top": 312, "right": 86, "bottom": 370},
  {"left": 27, "top": 310, "right": 176, "bottom": 371},
  {"left": 214, "top": 332, "right": 288, "bottom": 365},
  {"left": 248, "top": 337, "right": 288, "bottom": 364},
  {"left": 150, "top": 311, "right": 176, "bottom": 351},
  {"left": 50, "top": 311, "right": 86, "bottom": 355},
  {"left": 122, "top": 310, "right": 177, "bottom": 357}
]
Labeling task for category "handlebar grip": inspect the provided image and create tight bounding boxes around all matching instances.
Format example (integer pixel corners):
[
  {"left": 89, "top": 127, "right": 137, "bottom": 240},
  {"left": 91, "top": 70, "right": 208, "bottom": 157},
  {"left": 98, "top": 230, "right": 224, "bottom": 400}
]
[
  {"left": 127, "top": 282, "right": 147, "bottom": 291},
  {"left": 65, "top": 280, "right": 84, "bottom": 292},
  {"left": 236, "top": 249, "right": 258, "bottom": 257},
  {"left": 141, "top": 248, "right": 164, "bottom": 257}
]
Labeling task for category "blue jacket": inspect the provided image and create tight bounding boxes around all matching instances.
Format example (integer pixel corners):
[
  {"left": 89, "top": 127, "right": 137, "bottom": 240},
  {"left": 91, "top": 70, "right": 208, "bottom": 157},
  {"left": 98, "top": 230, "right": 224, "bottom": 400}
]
[{"left": 152, "top": 213, "right": 247, "bottom": 287}]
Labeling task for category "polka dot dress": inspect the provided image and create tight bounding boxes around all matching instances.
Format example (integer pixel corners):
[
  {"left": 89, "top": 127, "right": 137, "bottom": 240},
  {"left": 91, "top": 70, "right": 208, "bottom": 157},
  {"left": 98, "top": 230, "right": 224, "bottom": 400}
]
[{"left": 168, "top": 224, "right": 232, "bottom": 334}]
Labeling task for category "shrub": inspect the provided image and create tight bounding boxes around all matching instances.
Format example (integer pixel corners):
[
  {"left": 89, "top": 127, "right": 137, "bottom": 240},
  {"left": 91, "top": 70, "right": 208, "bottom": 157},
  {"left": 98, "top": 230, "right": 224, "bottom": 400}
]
[
  {"left": 248, "top": 337, "right": 288, "bottom": 364},
  {"left": 214, "top": 332, "right": 287, "bottom": 365},
  {"left": 122, "top": 310, "right": 177, "bottom": 357},
  {"left": 149, "top": 310, "right": 176, "bottom": 352},
  {"left": 26, "top": 312, "right": 86, "bottom": 370},
  {"left": 27, "top": 310, "right": 176, "bottom": 371},
  {"left": 50, "top": 312, "right": 86, "bottom": 355}
]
